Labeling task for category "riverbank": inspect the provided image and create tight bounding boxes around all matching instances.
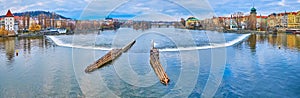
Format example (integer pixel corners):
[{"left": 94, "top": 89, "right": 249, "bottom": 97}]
[
  {"left": 1, "top": 27, "right": 294, "bottom": 40},
  {"left": 0, "top": 32, "right": 74, "bottom": 38},
  {"left": 175, "top": 27, "right": 285, "bottom": 34}
]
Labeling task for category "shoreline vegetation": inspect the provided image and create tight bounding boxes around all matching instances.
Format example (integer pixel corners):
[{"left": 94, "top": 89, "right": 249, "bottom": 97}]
[
  {"left": 0, "top": 18, "right": 295, "bottom": 38},
  {"left": 0, "top": 27, "right": 290, "bottom": 38}
]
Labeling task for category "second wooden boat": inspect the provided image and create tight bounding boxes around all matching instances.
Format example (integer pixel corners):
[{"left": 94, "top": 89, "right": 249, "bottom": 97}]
[{"left": 150, "top": 41, "right": 170, "bottom": 85}]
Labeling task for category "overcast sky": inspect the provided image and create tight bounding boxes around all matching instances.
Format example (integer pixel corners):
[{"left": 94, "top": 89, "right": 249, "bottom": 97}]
[{"left": 0, "top": 0, "right": 299, "bottom": 20}]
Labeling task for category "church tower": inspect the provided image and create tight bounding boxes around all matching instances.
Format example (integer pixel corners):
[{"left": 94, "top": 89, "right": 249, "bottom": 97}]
[{"left": 248, "top": 7, "right": 257, "bottom": 30}]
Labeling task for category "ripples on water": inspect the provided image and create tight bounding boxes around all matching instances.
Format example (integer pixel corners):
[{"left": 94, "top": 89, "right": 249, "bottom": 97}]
[
  {"left": 0, "top": 29, "right": 300, "bottom": 97},
  {"left": 0, "top": 37, "right": 83, "bottom": 97}
]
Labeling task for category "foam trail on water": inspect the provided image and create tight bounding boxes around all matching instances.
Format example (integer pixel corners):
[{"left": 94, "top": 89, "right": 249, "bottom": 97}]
[
  {"left": 160, "top": 34, "right": 251, "bottom": 52},
  {"left": 47, "top": 34, "right": 250, "bottom": 52},
  {"left": 47, "top": 36, "right": 112, "bottom": 51}
]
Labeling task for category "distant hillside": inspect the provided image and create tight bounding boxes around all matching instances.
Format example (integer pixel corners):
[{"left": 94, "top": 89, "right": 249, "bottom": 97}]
[{"left": 0, "top": 11, "right": 71, "bottom": 19}]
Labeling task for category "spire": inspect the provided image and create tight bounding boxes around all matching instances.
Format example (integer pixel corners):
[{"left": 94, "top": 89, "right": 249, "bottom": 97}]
[
  {"left": 5, "top": 9, "right": 14, "bottom": 17},
  {"left": 252, "top": 0, "right": 255, "bottom": 8},
  {"left": 250, "top": 0, "right": 257, "bottom": 15},
  {"left": 285, "top": 10, "right": 287, "bottom": 15}
]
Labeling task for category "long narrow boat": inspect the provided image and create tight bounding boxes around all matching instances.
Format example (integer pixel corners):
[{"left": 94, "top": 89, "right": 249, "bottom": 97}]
[
  {"left": 149, "top": 41, "right": 170, "bottom": 85},
  {"left": 85, "top": 40, "right": 136, "bottom": 73}
]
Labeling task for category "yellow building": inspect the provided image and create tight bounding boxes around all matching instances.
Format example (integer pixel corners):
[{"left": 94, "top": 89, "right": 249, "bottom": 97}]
[
  {"left": 287, "top": 34, "right": 296, "bottom": 49},
  {"left": 287, "top": 11, "right": 300, "bottom": 28}
]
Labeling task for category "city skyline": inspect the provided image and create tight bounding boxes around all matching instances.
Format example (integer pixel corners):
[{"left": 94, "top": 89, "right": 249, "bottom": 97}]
[{"left": 0, "top": 0, "right": 300, "bottom": 20}]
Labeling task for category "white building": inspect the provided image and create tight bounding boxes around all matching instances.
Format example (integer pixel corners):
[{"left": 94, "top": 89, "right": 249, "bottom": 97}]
[
  {"left": 4, "top": 10, "right": 15, "bottom": 31},
  {"left": 3, "top": 10, "right": 18, "bottom": 35}
]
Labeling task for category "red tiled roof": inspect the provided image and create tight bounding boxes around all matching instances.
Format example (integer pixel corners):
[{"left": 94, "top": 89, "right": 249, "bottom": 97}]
[
  {"left": 270, "top": 11, "right": 299, "bottom": 16},
  {"left": 217, "top": 17, "right": 231, "bottom": 19},
  {"left": 284, "top": 12, "right": 297, "bottom": 15},
  {"left": 277, "top": 13, "right": 285, "bottom": 16},
  {"left": 5, "top": 9, "right": 14, "bottom": 17},
  {"left": 14, "top": 16, "right": 22, "bottom": 20},
  {"left": 256, "top": 16, "right": 268, "bottom": 18}
]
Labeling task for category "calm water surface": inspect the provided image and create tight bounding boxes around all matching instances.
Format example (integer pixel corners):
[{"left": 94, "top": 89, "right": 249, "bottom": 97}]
[{"left": 0, "top": 28, "right": 299, "bottom": 97}]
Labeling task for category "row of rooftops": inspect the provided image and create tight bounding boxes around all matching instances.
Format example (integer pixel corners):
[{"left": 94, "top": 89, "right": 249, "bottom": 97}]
[
  {"left": 215, "top": 11, "right": 300, "bottom": 20},
  {"left": 2, "top": 9, "right": 300, "bottom": 22},
  {"left": 216, "top": 16, "right": 268, "bottom": 19},
  {"left": 270, "top": 11, "right": 300, "bottom": 16}
]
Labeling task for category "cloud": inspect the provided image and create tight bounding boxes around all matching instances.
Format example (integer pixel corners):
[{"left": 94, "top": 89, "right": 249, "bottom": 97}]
[
  {"left": 209, "top": 0, "right": 300, "bottom": 17},
  {"left": 1, "top": 0, "right": 300, "bottom": 20},
  {"left": 84, "top": 0, "right": 93, "bottom": 3},
  {"left": 0, "top": 0, "right": 88, "bottom": 19},
  {"left": 278, "top": 0, "right": 285, "bottom": 6},
  {"left": 102, "top": 0, "right": 216, "bottom": 20}
]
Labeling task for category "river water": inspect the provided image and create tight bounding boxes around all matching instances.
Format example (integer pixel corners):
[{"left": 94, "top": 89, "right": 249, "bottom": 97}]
[{"left": 0, "top": 28, "right": 299, "bottom": 97}]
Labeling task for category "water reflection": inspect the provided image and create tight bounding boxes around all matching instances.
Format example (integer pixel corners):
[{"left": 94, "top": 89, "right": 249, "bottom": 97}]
[
  {"left": 247, "top": 33, "right": 300, "bottom": 51},
  {"left": 247, "top": 34, "right": 257, "bottom": 52},
  {"left": 0, "top": 37, "right": 51, "bottom": 63},
  {"left": 0, "top": 37, "right": 16, "bottom": 62}
]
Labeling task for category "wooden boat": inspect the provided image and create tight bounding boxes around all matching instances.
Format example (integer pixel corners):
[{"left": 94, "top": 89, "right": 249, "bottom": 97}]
[
  {"left": 85, "top": 40, "right": 136, "bottom": 73},
  {"left": 149, "top": 41, "right": 170, "bottom": 85}
]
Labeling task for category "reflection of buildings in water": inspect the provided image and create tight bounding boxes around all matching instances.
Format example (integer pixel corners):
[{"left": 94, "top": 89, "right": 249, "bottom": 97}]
[
  {"left": 0, "top": 37, "right": 50, "bottom": 63},
  {"left": 281, "top": 34, "right": 287, "bottom": 48},
  {"left": 39, "top": 37, "right": 46, "bottom": 49},
  {"left": 276, "top": 34, "right": 282, "bottom": 46},
  {"left": 20, "top": 37, "right": 51, "bottom": 53},
  {"left": 247, "top": 34, "right": 257, "bottom": 52},
  {"left": 296, "top": 35, "right": 300, "bottom": 50},
  {"left": 0, "top": 37, "right": 16, "bottom": 61},
  {"left": 267, "top": 33, "right": 300, "bottom": 50},
  {"left": 273, "top": 33, "right": 288, "bottom": 48},
  {"left": 247, "top": 33, "right": 300, "bottom": 52},
  {"left": 286, "top": 34, "right": 296, "bottom": 49},
  {"left": 267, "top": 34, "right": 277, "bottom": 46},
  {"left": 23, "top": 38, "right": 31, "bottom": 54},
  {"left": 256, "top": 34, "right": 267, "bottom": 43}
]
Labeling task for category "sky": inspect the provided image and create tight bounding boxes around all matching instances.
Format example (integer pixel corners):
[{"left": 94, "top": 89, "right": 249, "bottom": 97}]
[{"left": 0, "top": 0, "right": 300, "bottom": 20}]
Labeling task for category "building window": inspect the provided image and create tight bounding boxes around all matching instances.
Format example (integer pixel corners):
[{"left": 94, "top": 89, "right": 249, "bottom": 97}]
[
  {"left": 296, "top": 17, "right": 300, "bottom": 23},
  {"left": 289, "top": 19, "right": 293, "bottom": 23}
]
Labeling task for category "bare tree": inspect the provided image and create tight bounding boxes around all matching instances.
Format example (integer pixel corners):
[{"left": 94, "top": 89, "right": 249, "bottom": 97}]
[{"left": 233, "top": 12, "right": 244, "bottom": 30}]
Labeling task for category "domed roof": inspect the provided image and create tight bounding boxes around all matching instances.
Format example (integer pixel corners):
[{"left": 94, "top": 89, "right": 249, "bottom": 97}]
[
  {"left": 186, "top": 17, "right": 198, "bottom": 21},
  {"left": 250, "top": 7, "right": 257, "bottom": 14},
  {"left": 251, "top": 7, "right": 256, "bottom": 12}
]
